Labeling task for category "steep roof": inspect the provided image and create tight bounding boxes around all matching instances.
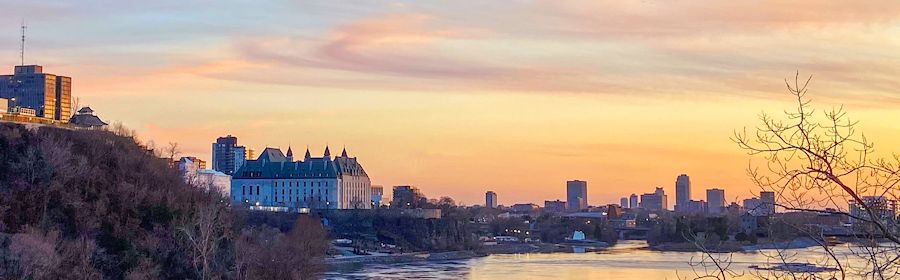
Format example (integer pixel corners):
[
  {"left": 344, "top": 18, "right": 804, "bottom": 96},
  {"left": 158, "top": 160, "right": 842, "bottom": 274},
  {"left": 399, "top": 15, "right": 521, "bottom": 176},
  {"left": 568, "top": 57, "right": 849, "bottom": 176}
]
[
  {"left": 233, "top": 154, "right": 368, "bottom": 179},
  {"left": 69, "top": 114, "right": 108, "bottom": 127},
  {"left": 257, "top": 148, "right": 287, "bottom": 163}
]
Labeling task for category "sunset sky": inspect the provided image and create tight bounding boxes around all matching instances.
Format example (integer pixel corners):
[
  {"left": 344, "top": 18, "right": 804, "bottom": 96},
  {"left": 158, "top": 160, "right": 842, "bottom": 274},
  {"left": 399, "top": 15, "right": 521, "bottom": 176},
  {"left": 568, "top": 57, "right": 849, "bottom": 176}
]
[{"left": 3, "top": 1, "right": 900, "bottom": 206}]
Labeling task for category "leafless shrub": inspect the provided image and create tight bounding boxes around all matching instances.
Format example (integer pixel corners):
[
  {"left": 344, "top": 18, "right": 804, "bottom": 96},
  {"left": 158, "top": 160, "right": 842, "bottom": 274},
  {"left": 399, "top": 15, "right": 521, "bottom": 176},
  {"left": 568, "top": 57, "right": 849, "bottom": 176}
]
[{"left": 724, "top": 73, "right": 900, "bottom": 279}]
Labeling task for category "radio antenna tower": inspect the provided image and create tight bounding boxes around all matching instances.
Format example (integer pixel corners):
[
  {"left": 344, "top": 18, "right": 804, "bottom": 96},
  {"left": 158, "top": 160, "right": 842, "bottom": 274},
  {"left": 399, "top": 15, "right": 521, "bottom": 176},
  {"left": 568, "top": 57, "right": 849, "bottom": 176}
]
[{"left": 20, "top": 19, "right": 26, "bottom": 66}]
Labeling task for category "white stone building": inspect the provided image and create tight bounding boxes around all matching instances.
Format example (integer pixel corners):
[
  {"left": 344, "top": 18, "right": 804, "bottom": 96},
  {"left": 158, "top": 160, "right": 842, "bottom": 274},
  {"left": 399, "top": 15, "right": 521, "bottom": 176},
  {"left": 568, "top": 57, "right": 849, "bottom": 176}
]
[
  {"left": 175, "top": 156, "right": 231, "bottom": 196},
  {"left": 231, "top": 146, "right": 373, "bottom": 209}
]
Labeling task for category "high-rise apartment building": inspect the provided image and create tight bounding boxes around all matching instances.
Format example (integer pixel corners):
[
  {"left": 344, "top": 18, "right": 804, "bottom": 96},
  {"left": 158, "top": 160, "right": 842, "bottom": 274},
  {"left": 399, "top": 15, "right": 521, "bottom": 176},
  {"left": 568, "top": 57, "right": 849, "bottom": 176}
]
[
  {"left": 629, "top": 194, "right": 638, "bottom": 209},
  {"left": 0, "top": 65, "right": 71, "bottom": 122},
  {"left": 212, "top": 135, "right": 249, "bottom": 175},
  {"left": 566, "top": 180, "right": 588, "bottom": 211},
  {"left": 706, "top": 188, "right": 725, "bottom": 214},
  {"left": 485, "top": 191, "right": 498, "bottom": 209},
  {"left": 675, "top": 174, "right": 691, "bottom": 208},
  {"left": 620, "top": 197, "right": 629, "bottom": 208}
]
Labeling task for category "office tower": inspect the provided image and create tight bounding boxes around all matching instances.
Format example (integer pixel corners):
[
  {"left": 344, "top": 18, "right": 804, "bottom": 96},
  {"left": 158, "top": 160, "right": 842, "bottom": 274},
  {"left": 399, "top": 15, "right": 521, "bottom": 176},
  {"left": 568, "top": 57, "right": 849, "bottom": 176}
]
[
  {"left": 620, "top": 197, "right": 629, "bottom": 208},
  {"left": 629, "top": 194, "right": 638, "bottom": 209},
  {"left": 567, "top": 180, "right": 588, "bottom": 210},
  {"left": 706, "top": 188, "right": 725, "bottom": 214},
  {"left": 675, "top": 174, "right": 691, "bottom": 208},
  {"left": 485, "top": 191, "right": 498, "bottom": 209},
  {"left": 0, "top": 65, "right": 72, "bottom": 122}
]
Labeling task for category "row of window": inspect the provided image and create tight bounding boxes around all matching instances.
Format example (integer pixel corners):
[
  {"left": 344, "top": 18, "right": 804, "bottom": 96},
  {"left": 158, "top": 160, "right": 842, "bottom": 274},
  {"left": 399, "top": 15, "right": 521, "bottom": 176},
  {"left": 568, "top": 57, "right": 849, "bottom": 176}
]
[{"left": 240, "top": 185, "right": 330, "bottom": 196}]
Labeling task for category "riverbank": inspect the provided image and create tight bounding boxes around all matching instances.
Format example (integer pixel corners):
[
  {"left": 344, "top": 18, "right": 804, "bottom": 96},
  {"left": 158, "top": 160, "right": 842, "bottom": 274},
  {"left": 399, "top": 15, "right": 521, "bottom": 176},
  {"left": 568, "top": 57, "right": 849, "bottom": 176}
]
[
  {"left": 327, "top": 250, "right": 488, "bottom": 266},
  {"left": 649, "top": 241, "right": 744, "bottom": 253},
  {"left": 324, "top": 240, "right": 858, "bottom": 280},
  {"left": 326, "top": 242, "right": 611, "bottom": 267},
  {"left": 649, "top": 237, "right": 823, "bottom": 253}
]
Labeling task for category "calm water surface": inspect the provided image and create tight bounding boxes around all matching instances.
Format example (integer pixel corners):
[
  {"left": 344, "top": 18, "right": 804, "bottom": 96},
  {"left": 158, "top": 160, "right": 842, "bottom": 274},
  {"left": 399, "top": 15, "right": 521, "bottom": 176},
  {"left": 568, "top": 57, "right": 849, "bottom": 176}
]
[{"left": 325, "top": 240, "right": 842, "bottom": 280}]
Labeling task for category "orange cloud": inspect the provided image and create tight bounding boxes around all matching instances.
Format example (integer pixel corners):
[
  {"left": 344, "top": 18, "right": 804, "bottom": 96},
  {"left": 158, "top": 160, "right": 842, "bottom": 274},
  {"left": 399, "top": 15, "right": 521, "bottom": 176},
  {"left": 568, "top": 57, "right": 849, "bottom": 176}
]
[{"left": 536, "top": 1, "right": 900, "bottom": 38}]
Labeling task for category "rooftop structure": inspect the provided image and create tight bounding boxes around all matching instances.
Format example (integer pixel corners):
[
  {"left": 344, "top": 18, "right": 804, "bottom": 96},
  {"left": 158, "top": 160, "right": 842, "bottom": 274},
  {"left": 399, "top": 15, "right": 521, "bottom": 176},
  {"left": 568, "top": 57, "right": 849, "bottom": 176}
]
[{"left": 68, "top": 106, "right": 108, "bottom": 129}]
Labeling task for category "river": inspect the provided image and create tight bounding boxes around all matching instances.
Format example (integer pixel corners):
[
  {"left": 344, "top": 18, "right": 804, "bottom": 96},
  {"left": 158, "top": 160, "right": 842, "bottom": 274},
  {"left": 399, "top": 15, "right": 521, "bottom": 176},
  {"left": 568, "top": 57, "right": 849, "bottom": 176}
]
[{"left": 324, "top": 240, "right": 869, "bottom": 279}]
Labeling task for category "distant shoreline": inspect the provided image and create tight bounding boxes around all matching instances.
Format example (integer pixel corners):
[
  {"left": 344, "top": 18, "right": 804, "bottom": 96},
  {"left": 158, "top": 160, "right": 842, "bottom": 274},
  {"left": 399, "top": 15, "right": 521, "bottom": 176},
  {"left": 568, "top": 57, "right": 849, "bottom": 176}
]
[
  {"left": 326, "top": 243, "right": 607, "bottom": 266},
  {"left": 327, "top": 237, "right": 836, "bottom": 267}
]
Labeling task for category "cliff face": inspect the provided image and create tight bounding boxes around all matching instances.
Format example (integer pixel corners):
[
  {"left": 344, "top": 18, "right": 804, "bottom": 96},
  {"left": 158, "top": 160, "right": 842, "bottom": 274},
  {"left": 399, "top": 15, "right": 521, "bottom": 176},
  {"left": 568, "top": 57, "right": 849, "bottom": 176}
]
[{"left": 0, "top": 123, "right": 233, "bottom": 279}]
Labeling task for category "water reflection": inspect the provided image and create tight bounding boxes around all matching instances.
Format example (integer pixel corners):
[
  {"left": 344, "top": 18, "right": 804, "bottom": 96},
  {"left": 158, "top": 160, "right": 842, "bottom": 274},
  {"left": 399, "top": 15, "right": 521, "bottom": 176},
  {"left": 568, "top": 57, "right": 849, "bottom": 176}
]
[{"left": 325, "top": 240, "right": 862, "bottom": 280}]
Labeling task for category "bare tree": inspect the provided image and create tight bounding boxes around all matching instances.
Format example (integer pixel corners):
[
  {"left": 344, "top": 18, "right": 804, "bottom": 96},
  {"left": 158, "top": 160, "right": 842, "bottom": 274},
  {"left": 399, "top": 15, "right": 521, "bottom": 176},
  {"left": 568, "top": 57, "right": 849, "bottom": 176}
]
[
  {"left": 179, "top": 197, "right": 230, "bottom": 280},
  {"left": 728, "top": 73, "right": 900, "bottom": 279},
  {"left": 163, "top": 142, "right": 181, "bottom": 161},
  {"left": 6, "top": 228, "right": 61, "bottom": 280},
  {"left": 234, "top": 216, "right": 328, "bottom": 280},
  {"left": 110, "top": 121, "right": 135, "bottom": 138}
]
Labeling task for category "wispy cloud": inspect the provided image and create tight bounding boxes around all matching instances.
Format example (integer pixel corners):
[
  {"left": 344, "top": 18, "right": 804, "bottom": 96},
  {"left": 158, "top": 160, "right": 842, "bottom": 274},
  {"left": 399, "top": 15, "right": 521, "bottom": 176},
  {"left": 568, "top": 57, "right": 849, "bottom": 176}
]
[{"left": 5, "top": 1, "right": 900, "bottom": 204}]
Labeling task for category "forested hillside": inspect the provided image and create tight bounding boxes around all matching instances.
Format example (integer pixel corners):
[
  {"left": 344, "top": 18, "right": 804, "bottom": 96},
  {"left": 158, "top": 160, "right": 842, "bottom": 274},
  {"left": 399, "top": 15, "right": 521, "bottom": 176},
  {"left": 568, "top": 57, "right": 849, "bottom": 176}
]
[{"left": 0, "top": 123, "right": 327, "bottom": 279}]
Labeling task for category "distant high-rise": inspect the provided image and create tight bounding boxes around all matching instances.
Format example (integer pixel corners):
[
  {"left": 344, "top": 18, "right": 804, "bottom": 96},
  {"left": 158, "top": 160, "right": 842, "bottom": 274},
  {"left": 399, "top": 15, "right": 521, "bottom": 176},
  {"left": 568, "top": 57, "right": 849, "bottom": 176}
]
[
  {"left": 566, "top": 180, "right": 588, "bottom": 211},
  {"left": 760, "top": 191, "right": 776, "bottom": 216},
  {"left": 655, "top": 187, "right": 667, "bottom": 210},
  {"left": 620, "top": 197, "right": 629, "bottom": 208},
  {"left": 233, "top": 146, "right": 247, "bottom": 172},
  {"left": 706, "top": 188, "right": 725, "bottom": 214},
  {"left": 371, "top": 185, "right": 384, "bottom": 207},
  {"left": 485, "top": 191, "right": 498, "bottom": 209},
  {"left": 675, "top": 174, "right": 691, "bottom": 208},
  {"left": 629, "top": 194, "right": 638, "bottom": 209},
  {"left": 640, "top": 187, "right": 668, "bottom": 211},
  {"left": 245, "top": 148, "right": 256, "bottom": 160},
  {"left": 211, "top": 135, "right": 248, "bottom": 175},
  {"left": 743, "top": 198, "right": 762, "bottom": 216},
  {"left": 0, "top": 65, "right": 72, "bottom": 122}
]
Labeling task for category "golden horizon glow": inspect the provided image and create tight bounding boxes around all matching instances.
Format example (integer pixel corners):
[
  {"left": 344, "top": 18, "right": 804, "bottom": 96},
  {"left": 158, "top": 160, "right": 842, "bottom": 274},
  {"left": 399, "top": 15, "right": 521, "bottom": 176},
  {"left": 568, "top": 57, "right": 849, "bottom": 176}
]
[{"left": 4, "top": 1, "right": 900, "bottom": 206}]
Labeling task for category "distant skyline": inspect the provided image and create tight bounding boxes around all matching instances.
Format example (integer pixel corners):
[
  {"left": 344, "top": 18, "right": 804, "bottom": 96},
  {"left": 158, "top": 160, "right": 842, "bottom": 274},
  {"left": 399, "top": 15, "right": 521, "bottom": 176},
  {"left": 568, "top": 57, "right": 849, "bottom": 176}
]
[{"left": 3, "top": 1, "right": 900, "bottom": 205}]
